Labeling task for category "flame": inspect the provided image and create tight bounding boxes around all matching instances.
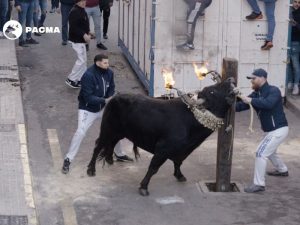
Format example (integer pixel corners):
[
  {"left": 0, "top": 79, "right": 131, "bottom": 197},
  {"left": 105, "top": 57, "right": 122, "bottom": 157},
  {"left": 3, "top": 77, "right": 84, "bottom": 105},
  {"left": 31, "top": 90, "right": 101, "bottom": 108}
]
[
  {"left": 162, "top": 68, "right": 175, "bottom": 90},
  {"left": 193, "top": 63, "right": 209, "bottom": 80}
]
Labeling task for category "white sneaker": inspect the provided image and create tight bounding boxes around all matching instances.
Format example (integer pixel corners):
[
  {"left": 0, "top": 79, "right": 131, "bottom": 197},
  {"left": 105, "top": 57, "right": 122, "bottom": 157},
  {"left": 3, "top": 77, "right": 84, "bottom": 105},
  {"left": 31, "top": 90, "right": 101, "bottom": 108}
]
[
  {"left": 287, "top": 82, "right": 293, "bottom": 90},
  {"left": 292, "top": 84, "right": 299, "bottom": 95}
]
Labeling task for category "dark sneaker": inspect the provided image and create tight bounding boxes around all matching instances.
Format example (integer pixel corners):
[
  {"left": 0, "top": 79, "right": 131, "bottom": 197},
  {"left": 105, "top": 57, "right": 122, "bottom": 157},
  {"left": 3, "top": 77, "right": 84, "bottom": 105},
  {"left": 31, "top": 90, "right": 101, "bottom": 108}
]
[
  {"left": 62, "top": 41, "right": 67, "bottom": 46},
  {"left": 115, "top": 154, "right": 134, "bottom": 162},
  {"left": 77, "top": 81, "right": 81, "bottom": 87},
  {"left": 261, "top": 41, "right": 273, "bottom": 50},
  {"left": 244, "top": 184, "right": 265, "bottom": 193},
  {"left": 103, "top": 33, "right": 108, "bottom": 39},
  {"left": 19, "top": 41, "right": 29, "bottom": 47},
  {"left": 65, "top": 78, "right": 80, "bottom": 89},
  {"left": 96, "top": 42, "right": 107, "bottom": 50},
  {"left": 246, "top": 12, "right": 263, "bottom": 20},
  {"left": 34, "top": 32, "right": 42, "bottom": 36},
  {"left": 176, "top": 42, "right": 195, "bottom": 50},
  {"left": 26, "top": 38, "right": 39, "bottom": 44},
  {"left": 267, "top": 170, "right": 289, "bottom": 177},
  {"left": 62, "top": 158, "right": 71, "bottom": 174},
  {"left": 49, "top": 8, "right": 55, "bottom": 13}
]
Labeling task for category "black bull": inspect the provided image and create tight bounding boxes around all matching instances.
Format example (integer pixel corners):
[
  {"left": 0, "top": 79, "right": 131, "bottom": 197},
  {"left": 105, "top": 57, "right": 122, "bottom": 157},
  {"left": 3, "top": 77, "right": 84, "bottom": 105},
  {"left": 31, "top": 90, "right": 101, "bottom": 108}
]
[{"left": 87, "top": 78, "right": 236, "bottom": 196}]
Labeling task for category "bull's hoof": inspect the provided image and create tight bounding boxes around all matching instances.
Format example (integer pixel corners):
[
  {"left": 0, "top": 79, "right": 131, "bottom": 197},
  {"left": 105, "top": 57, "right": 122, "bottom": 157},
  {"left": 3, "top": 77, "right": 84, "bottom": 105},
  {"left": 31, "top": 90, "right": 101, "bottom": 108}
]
[
  {"left": 176, "top": 175, "right": 187, "bottom": 182},
  {"left": 139, "top": 188, "right": 149, "bottom": 196},
  {"left": 105, "top": 157, "right": 114, "bottom": 165},
  {"left": 87, "top": 168, "right": 96, "bottom": 177}
]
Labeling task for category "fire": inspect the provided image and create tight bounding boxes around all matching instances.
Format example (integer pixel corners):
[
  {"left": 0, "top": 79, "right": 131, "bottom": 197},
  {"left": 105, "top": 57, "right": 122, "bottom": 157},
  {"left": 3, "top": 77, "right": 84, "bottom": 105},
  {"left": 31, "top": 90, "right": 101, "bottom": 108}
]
[
  {"left": 193, "top": 63, "right": 209, "bottom": 80},
  {"left": 162, "top": 68, "right": 175, "bottom": 90}
]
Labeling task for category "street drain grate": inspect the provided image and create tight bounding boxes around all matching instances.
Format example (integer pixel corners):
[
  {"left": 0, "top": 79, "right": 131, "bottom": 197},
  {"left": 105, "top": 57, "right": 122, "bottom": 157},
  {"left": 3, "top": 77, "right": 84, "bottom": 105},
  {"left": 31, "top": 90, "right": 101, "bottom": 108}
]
[
  {"left": 197, "top": 181, "right": 243, "bottom": 193},
  {"left": 0, "top": 215, "right": 28, "bottom": 225},
  {"left": 205, "top": 182, "right": 240, "bottom": 192}
]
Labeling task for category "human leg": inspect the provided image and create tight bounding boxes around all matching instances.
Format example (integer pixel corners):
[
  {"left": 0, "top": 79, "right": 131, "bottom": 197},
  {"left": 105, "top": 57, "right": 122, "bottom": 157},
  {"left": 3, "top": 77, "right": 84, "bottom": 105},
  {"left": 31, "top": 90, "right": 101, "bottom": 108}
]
[
  {"left": 61, "top": 3, "right": 72, "bottom": 43},
  {"left": 90, "top": 6, "right": 102, "bottom": 44},
  {"left": 102, "top": 7, "right": 110, "bottom": 38},
  {"left": 290, "top": 42, "right": 300, "bottom": 94},
  {"left": 63, "top": 110, "right": 101, "bottom": 173},
  {"left": 253, "top": 127, "right": 288, "bottom": 186},
  {"left": 0, "top": 0, "right": 8, "bottom": 32},
  {"left": 67, "top": 43, "right": 87, "bottom": 83},
  {"left": 38, "top": 0, "right": 47, "bottom": 27},
  {"left": 264, "top": 1, "right": 276, "bottom": 42}
]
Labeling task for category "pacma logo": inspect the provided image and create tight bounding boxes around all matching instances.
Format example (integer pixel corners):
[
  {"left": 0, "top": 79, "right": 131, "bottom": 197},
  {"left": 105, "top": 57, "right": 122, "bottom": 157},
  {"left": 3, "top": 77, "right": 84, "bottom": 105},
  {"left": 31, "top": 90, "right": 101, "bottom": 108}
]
[
  {"left": 25, "top": 27, "right": 60, "bottom": 34},
  {"left": 2, "top": 20, "right": 60, "bottom": 40}
]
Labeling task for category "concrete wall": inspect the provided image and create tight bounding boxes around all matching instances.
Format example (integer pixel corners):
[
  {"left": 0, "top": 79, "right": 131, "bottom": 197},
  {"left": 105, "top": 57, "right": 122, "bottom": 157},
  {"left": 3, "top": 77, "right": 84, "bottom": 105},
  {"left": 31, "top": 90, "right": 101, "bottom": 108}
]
[{"left": 118, "top": 0, "right": 290, "bottom": 96}]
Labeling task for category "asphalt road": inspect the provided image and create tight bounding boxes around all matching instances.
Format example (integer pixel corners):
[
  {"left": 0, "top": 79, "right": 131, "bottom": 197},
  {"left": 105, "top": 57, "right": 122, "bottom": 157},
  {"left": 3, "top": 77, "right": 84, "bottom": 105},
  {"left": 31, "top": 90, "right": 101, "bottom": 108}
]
[{"left": 16, "top": 4, "right": 300, "bottom": 225}]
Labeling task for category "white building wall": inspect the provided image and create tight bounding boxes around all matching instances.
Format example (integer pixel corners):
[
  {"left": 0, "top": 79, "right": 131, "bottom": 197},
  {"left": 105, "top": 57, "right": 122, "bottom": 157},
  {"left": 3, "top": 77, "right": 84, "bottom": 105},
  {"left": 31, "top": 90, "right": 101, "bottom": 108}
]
[{"left": 118, "top": 0, "right": 290, "bottom": 97}]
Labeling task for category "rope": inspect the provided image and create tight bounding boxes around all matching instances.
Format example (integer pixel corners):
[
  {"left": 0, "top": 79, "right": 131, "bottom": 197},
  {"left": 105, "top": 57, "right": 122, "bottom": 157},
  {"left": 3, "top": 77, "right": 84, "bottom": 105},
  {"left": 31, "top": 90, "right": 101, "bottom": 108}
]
[{"left": 237, "top": 95, "right": 254, "bottom": 133}]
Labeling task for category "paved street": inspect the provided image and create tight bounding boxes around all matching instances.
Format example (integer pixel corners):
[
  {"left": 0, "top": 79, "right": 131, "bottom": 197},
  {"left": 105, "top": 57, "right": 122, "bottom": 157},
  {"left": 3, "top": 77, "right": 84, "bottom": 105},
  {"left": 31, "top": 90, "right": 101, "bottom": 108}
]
[{"left": 3, "top": 3, "right": 300, "bottom": 225}]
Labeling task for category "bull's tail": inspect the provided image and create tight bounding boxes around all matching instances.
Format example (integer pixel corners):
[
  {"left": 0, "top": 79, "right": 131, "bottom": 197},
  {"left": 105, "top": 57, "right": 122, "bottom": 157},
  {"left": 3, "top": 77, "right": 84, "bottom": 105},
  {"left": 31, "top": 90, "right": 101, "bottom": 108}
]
[{"left": 133, "top": 144, "right": 140, "bottom": 161}]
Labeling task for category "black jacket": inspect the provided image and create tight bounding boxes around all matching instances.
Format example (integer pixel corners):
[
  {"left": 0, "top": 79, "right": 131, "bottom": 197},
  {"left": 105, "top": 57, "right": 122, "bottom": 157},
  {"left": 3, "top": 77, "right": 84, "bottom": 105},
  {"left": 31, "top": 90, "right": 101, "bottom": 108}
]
[
  {"left": 60, "top": 0, "right": 74, "bottom": 6},
  {"left": 78, "top": 64, "right": 115, "bottom": 113},
  {"left": 68, "top": 5, "right": 90, "bottom": 43},
  {"left": 236, "top": 82, "right": 288, "bottom": 132},
  {"left": 292, "top": 7, "right": 300, "bottom": 42},
  {"left": 100, "top": 0, "right": 113, "bottom": 10}
]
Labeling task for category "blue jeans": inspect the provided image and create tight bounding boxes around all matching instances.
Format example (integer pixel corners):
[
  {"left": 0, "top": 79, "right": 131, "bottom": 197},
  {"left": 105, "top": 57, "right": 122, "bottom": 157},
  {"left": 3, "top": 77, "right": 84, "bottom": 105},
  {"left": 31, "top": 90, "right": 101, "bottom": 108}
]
[
  {"left": 0, "top": 0, "right": 8, "bottom": 31},
  {"left": 33, "top": 0, "right": 47, "bottom": 27},
  {"left": 61, "top": 3, "right": 73, "bottom": 42},
  {"left": 18, "top": 1, "right": 34, "bottom": 42},
  {"left": 288, "top": 42, "right": 300, "bottom": 85},
  {"left": 85, "top": 6, "right": 102, "bottom": 44},
  {"left": 246, "top": 0, "right": 276, "bottom": 41},
  {"left": 51, "top": 0, "right": 59, "bottom": 9}
]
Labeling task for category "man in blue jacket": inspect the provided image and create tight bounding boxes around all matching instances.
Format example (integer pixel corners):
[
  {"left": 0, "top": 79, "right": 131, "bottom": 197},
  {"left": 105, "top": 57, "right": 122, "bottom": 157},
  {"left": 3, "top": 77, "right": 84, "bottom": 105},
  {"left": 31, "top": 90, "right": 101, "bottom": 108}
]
[
  {"left": 245, "top": 0, "right": 277, "bottom": 50},
  {"left": 236, "top": 68, "right": 289, "bottom": 193},
  {"left": 62, "top": 54, "right": 133, "bottom": 174}
]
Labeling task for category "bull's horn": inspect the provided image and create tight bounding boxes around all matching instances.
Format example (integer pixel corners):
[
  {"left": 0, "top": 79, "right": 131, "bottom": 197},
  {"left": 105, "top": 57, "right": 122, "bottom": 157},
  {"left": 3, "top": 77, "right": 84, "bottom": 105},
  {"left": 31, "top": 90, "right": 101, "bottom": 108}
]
[
  {"left": 210, "top": 71, "right": 222, "bottom": 83},
  {"left": 195, "top": 98, "right": 205, "bottom": 105}
]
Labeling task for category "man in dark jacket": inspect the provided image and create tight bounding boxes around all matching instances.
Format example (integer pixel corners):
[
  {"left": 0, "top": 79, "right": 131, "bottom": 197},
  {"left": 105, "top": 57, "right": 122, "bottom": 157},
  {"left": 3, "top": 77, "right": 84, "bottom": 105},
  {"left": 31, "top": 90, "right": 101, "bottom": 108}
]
[
  {"left": 177, "top": 0, "right": 212, "bottom": 50},
  {"left": 99, "top": 0, "right": 113, "bottom": 39},
  {"left": 62, "top": 54, "right": 133, "bottom": 174},
  {"left": 236, "top": 68, "right": 289, "bottom": 193},
  {"left": 65, "top": 0, "right": 91, "bottom": 88}
]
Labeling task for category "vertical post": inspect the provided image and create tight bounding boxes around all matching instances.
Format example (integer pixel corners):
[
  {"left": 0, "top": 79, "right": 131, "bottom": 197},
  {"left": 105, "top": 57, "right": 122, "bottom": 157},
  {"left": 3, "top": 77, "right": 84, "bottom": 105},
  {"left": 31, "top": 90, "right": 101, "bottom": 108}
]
[{"left": 215, "top": 58, "right": 238, "bottom": 192}]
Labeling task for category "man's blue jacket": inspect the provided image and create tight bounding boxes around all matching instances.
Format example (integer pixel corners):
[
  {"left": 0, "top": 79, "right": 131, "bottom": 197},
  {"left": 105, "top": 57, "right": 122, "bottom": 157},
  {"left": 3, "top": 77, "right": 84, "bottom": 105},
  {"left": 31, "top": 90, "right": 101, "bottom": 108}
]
[
  {"left": 78, "top": 64, "right": 115, "bottom": 113},
  {"left": 236, "top": 82, "right": 288, "bottom": 132}
]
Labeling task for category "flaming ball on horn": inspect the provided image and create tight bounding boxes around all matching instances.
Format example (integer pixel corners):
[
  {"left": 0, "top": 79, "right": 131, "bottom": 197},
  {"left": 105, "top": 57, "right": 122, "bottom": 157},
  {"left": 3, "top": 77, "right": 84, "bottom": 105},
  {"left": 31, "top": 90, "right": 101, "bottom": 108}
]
[
  {"left": 193, "top": 62, "right": 209, "bottom": 80},
  {"left": 162, "top": 68, "right": 175, "bottom": 90},
  {"left": 193, "top": 62, "right": 222, "bottom": 83}
]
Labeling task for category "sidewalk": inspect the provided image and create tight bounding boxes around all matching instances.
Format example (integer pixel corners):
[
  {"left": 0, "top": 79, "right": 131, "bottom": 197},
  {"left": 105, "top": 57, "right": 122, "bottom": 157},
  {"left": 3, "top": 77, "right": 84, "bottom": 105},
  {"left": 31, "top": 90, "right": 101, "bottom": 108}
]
[
  {"left": 286, "top": 95, "right": 300, "bottom": 115},
  {"left": 0, "top": 39, "right": 37, "bottom": 225}
]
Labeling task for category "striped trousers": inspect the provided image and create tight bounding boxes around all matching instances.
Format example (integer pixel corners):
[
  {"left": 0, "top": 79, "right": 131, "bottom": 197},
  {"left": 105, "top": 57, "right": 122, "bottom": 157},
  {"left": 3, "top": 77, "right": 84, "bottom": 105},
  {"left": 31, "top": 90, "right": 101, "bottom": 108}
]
[{"left": 254, "top": 126, "right": 289, "bottom": 186}]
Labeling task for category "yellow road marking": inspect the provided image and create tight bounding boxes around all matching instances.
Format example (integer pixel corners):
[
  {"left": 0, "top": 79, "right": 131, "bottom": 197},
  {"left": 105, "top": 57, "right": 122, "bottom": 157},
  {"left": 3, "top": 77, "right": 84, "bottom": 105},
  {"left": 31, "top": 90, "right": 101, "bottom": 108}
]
[{"left": 18, "top": 124, "right": 38, "bottom": 225}]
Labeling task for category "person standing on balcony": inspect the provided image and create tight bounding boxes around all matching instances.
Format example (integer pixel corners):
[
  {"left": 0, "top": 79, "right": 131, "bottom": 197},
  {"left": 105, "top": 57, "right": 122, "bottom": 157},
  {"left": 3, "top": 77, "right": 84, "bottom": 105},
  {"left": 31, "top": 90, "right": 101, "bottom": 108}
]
[
  {"left": 177, "top": 0, "right": 212, "bottom": 50},
  {"left": 245, "top": 0, "right": 277, "bottom": 50}
]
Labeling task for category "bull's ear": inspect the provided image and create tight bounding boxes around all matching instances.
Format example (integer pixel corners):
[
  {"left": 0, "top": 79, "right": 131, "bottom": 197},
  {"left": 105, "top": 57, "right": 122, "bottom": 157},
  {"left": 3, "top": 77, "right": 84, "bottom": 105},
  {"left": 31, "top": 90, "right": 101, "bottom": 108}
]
[{"left": 225, "top": 96, "right": 235, "bottom": 105}]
